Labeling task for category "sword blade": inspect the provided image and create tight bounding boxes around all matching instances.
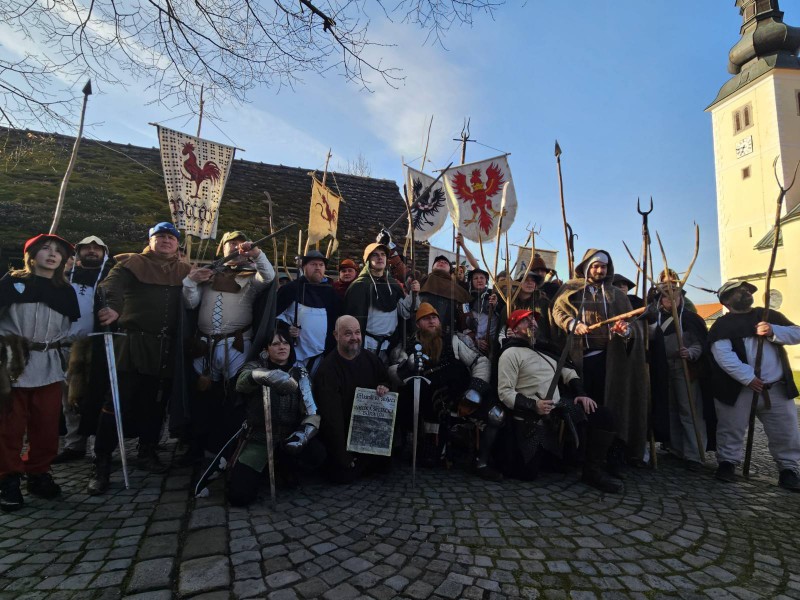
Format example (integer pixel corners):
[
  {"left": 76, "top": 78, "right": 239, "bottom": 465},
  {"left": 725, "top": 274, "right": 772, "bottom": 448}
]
[
  {"left": 102, "top": 333, "right": 129, "bottom": 489},
  {"left": 262, "top": 387, "right": 276, "bottom": 502},
  {"left": 412, "top": 379, "right": 420, "bottom": 486}
]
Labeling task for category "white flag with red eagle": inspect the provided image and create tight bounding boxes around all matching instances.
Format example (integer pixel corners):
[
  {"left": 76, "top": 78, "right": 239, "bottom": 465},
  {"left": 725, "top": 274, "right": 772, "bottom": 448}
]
[
  {"left": 442, "top": 154, "right": 517, "bottom": 242},
  {"left": 404, "top": 165, "right": 449, "bottom": 241},
  {"left": 306, "top": 177, "right": 342, "bottom": 247},
  {"left": 156, "top": 126, "right": 236, "bottom": 239}
]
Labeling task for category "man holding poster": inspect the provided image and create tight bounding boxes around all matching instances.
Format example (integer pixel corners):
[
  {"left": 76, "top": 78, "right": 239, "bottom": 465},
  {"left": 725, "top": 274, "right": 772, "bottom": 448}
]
[{"left": 313, "top": 315, "right": 392, "bottom": 483}]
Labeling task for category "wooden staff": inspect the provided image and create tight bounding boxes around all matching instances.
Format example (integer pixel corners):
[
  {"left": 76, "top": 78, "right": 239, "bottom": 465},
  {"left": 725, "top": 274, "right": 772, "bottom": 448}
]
[
  {"left": 743, "top": 157, "right": 800, "bottom": 477},
  {"left": 554, "top": 141, "right": 574, "bottom": 276},
  {"left": 264, "top": 191, "right": 279, "bottom": 266},
  {"left": 586, "top": 307, "right": 646, "bottom": 331},
  {"left": 50, "top": 80, "right": 92, "bottom": 234},
  {"left": 655, "top": 230, "right": 706, "bottom": 464}
]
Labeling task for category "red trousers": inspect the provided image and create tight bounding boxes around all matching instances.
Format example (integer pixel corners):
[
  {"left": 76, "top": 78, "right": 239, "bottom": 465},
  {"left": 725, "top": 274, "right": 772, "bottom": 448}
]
[{"left": 0, "top": 382, "right": 62, "bottom": 477}]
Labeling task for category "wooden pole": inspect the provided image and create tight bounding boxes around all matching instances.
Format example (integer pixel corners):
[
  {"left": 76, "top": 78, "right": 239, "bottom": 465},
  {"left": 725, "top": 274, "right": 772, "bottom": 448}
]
[
  {"left": 554, "top": 141, "right": 574, "bottom": 277},
  {"left": 264, "top": 191, "right": 279, "bottom": 265},
  {"left": 318, "top": 149, "right": 332, "bottom": 251},
  {"left": 50, "top": 80, "right": 92, "bottom": 234},
  {"left": 196, "top": 85, "right": 205, "bottom": 138}
]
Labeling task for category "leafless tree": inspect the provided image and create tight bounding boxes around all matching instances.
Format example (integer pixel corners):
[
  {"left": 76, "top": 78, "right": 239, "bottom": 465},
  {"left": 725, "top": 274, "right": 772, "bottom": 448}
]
[
  {"left": 340, "top": 151, "right": 372, "bottom": 177},
  {"left": 0, "top": 0, "right": 504, "bottom": 130}
]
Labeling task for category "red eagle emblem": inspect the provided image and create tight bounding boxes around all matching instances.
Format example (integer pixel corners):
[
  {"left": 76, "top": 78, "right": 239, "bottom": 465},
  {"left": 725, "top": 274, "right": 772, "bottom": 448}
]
[
  {"left": 451, "top": 162, "right": 506, "bottom": 235},
  {"left": 181, "top": 142, "right": 221, "bottom": 198}
]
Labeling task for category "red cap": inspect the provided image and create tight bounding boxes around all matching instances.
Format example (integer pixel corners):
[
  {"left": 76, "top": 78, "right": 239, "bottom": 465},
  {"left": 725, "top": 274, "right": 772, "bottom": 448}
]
[
  {"left": 23, "top": 234, "right": 75, "bottom": 257},
  {"left": 339, "top": 259, "right": 358, "bottom": 271},
  {"left": 507, "top": 309, "right": 534, "bottom": 331}
]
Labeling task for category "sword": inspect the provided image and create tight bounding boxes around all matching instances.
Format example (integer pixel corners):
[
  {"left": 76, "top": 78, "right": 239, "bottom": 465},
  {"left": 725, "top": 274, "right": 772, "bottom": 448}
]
[
  {"left": 92, "top": 288, "right": 129, "bottom": 489},
  {"left": 403, "top": 344, "right": 430, "bottom": 486},
  {"left": 262, "top": 386, "right": 277, "bottom": 503}
]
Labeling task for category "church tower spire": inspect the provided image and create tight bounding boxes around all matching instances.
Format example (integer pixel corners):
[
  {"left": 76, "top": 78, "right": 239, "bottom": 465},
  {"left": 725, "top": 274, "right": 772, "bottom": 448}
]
[{"left": 712, "top": 0, "right": 800, "bottom": 105}]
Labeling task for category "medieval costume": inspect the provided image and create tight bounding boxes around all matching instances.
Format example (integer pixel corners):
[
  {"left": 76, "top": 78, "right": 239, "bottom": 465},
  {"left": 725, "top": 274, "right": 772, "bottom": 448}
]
[
  {"left": 551, "top": 249, "right": 649, "bottom": 464},
  {"left": 612, "top": 274, "right": 645, "bottom": 310},
  {"left": 313, "top": 342, "right": 390, "bottom": 483},
  {"left": 496, "top": 312, "right": 622, "bottom": 493},
  {"left": 419, "top": 256, "right": 471, "bottom": 337},
  {"left": 708, "top": 281, "right": 800, "bottom": 490},
  {"left": 181, "top": 232, "right": 275, "bottom": 462},
  {"left": 333, "top": 259, "right": 358, "bottom": 299},
  {"left": 343, "top": 243, "right": 418, "bottom": 363},
  {"left": 229, "top": 334, "right": 324, "bottom": 506},
  {"left": 391, "top": 303, "right": 491, "bottom": 471},
  {"left": 648, "top": 288, "right": 714, "bottom": 467},
  {"left": 276, "top": 251, "right": 341, "bottom": 373},
  {"left": 56, "top": 236, "right": 116, "bottom": 463},
  {"left": 87, "top": 222, "right": 192, "bottom": 495},
  {"left": 498, "top": 272, "right": 554, "bottom": 350},
  {"left": 463, "top": 268, "right": 500, "bottom": 358},
  {"left": 0, "top": 234, "right": 79, "bottom": 511}
]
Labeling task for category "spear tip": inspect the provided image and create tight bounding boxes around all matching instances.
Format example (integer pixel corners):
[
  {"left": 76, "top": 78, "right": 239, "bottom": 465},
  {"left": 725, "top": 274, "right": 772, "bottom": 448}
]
[
  {"left": 82, "top": 80, "right": 92, "bottom": 96},
  {"left": 554, "top": 140, "right": 562, "bottom": 157}
]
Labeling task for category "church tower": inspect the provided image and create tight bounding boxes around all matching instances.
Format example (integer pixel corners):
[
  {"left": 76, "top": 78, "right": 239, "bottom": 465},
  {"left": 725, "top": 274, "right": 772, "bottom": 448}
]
[{"left": 708, "top": 0, "right": 800, "bottom": 368}]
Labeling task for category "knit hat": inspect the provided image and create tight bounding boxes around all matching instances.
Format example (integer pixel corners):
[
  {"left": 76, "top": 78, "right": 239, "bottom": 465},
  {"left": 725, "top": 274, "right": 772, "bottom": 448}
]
[
  {"left": 23, "top": 233, "right": 75, "bottom": 257},
  {"left": 416, "top": 302, "right": 440, "bottom": 321},
  {"left": 507, "top": 309, "right": 534, "bottom": 331},
  {"left": 586, "top": 251, "right": 609, "bottom": 266},
  {"left": 149, "top": 222, "right": 180, "bottom": 239},
  {"left": 339, "top": 259, "right": 357, "bottom": 272}
]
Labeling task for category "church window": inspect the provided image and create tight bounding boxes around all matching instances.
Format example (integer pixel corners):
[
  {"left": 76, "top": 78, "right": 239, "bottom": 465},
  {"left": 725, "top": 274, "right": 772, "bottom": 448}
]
[
  {"left": 796, "top": 90, "right": 800, "bottom": 115},
  {"left": 742, "top": 166, "right": 751, "bottom": 179},
  {"left": 733, "top": 103, "right": 754, "bottom": 134}
]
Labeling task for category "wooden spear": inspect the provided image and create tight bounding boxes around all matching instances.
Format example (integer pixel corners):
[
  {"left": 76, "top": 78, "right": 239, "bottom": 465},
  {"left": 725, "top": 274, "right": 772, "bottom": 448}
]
[
  {"left": 554, "top": 141, "right": 574, "bottom": 277},
  {"left": 50, "top": 80, "right": 92, "bottom": 234},
  {"left": 743, "top": 157, "right": 800, "bottom": 477}
]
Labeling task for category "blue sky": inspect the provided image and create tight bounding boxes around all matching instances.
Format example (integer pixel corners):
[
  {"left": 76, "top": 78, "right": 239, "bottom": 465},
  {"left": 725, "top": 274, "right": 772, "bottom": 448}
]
[{"left": 4, "top": 2, "right": 763, "bottom": 302}]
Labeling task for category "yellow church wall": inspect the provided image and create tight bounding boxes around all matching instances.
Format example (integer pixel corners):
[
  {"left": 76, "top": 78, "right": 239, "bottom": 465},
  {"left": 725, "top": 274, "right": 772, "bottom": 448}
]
[{"left": 710, "top": 70, "right": 800, "bottom": 370}]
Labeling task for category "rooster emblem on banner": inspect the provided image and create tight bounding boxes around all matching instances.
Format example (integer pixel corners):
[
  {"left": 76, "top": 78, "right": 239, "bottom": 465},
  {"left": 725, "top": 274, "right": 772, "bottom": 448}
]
[
  {"left": 182, "top": 142, "right": 221, "bottom": 198},
  {"left": 156, "top": 125, "right": 236, "bottom": 240},
  {"left": 443, "top": 155, "right": 517, "bottom": 242}
]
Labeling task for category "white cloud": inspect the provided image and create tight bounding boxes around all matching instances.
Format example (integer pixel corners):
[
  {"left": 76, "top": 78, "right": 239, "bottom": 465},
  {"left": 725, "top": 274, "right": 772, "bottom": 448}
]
[{"left": 357, "top": 23, "right": 476, "bottom": 167}]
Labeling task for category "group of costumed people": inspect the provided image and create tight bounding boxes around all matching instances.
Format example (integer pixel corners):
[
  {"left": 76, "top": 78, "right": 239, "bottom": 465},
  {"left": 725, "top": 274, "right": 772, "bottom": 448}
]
[{"left": 2, "top": 222, "right": 800, "bottom": 513}]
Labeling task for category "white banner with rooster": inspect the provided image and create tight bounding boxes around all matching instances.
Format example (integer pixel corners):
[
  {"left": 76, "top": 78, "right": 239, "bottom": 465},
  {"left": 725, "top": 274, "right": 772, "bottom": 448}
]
[
  {"left": 306, "top": 177, "right": 342, "bottom": 247},
  {"left": 442, "top": 154, "right": 517, "bottom": 243},
  {"left": 156, "top": 126, "right": 236, "bottom": 239}
]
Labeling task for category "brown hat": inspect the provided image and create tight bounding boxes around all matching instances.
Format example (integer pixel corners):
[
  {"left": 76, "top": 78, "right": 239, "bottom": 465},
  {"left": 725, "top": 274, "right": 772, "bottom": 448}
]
[
  {"left": 416, "top": 302, "right": 439, "bottom": 321},
  {"left": 363, "top": 242, "right": 389, "bottom": 263},
  {"left": 530, "top": 255, "right": 547, "bottom": 271},
  {"left": 339, "top": 259, "right": 357, "bottom": 272}
]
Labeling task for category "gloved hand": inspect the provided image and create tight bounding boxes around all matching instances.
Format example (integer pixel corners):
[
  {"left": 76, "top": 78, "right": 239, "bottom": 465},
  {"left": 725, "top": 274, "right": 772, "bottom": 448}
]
[
  {"left": 251, "top": 368, "right": 298, "bottom": 394},
  {"left": 283, "top": 424, "right": 318, "bottom": 454},
  {"left": 404, "top": 347, "right": 428, "bottom": 373}
]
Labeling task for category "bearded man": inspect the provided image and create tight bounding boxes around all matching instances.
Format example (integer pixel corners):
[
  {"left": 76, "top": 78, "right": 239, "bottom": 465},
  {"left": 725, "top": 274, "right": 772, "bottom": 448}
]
[
  {"left": 392, "top": 303, "right": 490, "bottom": 471},
  {"left": 709, "top": 281, "right": 800, "bottom": 491},
  {"left": 87, "top": 222, "right": 192, "bottom": 494},
  {"left": 55, "top": 236, "right": 116, "bottom": 463},
  {"left": 179, "top": 231, "right": 275, "bottom": 464},
  {"left": 419, "top": 255, "right": 471, "bottom": 336},
  {"left": 496, "top": 309, "right": 622, "bottom": 492},
  {"left": 551, "top": 249, "right": 649, "bottom": 466},
  {"left": 313, "top": 315, "right": 391, "bottom": 483},
  {"left": 343, "top": 242, "right": 419, "bottom": 363}
]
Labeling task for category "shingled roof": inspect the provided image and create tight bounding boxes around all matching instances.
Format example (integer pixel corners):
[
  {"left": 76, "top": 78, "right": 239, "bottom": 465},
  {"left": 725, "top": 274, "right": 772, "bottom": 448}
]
[{"left": 0, "top": 127, "right": 428, "bottom": 271}]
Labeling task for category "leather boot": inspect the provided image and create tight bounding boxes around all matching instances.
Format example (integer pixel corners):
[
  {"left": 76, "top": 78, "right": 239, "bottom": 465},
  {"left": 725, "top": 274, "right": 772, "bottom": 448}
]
[
  {"left": 137, "top": 443, "right": 169, "bottom": 474},
  {"left": 581, "top": 428, "right": 623, "bottom": 494},
  {"left": 87, "top": 454, "right": 112, "bottom": 496}
]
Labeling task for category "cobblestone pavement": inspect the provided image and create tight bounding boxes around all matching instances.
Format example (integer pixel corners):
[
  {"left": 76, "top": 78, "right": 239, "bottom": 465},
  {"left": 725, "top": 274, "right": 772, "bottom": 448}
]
[{"left": 2, "top": 412, "right": 800, "bottom": 600}]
